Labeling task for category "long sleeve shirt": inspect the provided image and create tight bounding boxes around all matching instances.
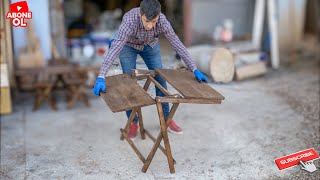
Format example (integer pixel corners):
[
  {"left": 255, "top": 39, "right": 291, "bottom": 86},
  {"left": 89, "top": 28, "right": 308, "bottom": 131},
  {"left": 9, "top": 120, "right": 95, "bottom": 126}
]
[{"left": 98, "top": 7, "right": 196, "bottom": 77}]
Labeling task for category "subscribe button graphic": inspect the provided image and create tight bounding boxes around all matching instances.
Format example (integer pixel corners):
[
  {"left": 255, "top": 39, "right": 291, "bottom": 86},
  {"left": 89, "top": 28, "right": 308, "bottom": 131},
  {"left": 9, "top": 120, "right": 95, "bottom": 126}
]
[
  {"left": 275, "top": 148, "right": 319, "bottom": 170},
  {"left": 6, "top": 1, "right": 32, "bottom": 27}
]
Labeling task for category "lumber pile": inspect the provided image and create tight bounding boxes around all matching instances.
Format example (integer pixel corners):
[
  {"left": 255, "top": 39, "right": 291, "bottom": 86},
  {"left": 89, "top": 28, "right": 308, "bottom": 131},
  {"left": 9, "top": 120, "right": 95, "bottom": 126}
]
[
  {"left": 233, "top": 51, "right": 268, "bottom": 81},
  {"left": 185, "top": 45, "right": 268, "bottom": 82},
  {"left": 186, "top": 45, "right": 235, "bottom": 83}
]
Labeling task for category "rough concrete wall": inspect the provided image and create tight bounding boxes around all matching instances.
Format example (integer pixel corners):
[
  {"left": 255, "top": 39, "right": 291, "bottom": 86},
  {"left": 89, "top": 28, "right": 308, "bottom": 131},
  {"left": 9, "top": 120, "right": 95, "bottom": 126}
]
[{"left": 191, "top": 0, "right": 255, "bottom": 44}]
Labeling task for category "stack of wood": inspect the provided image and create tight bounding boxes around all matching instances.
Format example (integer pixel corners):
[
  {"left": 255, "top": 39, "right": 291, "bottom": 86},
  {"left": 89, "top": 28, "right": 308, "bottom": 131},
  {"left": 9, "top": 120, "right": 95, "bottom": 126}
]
[
  {"left": 233, "top": 51, "right": 268, "bottom": 81},
  {"left": 185, "top": 45, "right": 268, "bottom": 82},
  {"left": 18, "top": 21, "right": 45, "bottom": 68}
]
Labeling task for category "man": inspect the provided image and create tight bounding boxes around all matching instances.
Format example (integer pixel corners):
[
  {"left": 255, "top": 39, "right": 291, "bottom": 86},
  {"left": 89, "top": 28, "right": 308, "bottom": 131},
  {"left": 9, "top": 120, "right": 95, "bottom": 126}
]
[{"left": 93, "top": 0, "right": 208, "bottom": 140}]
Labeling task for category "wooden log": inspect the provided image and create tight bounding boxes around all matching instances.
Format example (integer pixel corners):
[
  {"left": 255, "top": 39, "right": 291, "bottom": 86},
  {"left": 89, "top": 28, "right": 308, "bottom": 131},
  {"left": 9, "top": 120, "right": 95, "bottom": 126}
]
[
  {"left": 187, "top": 46, "right": 235, "bottom": 83},
  {"left": 234, "top": 51, "right": 265, "bottom": 67},
  {"left": 235, "top": 61, "right": 267, "bottom": 81}
]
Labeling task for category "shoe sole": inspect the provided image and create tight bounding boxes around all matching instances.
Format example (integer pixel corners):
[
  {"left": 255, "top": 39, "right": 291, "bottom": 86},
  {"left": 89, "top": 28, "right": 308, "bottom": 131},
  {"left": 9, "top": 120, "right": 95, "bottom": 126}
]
[{"left": 167, "top": 128, "right": 183, "bottom": 135}]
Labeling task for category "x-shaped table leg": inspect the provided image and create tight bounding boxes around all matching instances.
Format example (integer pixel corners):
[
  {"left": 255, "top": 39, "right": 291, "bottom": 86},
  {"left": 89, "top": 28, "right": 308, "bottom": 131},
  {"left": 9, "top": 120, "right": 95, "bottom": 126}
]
[
  {"left": 142, "top": 102, "right": 179, "bottom": 173},
  {"left": 120, "top": 78, "right": 152, "bottom": 140}
]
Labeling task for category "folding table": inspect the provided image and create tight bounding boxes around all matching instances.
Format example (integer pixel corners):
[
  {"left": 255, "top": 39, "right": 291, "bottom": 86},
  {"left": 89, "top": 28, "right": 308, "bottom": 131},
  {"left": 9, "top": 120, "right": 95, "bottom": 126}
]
[{"left": 100, "top": 69, "right": 224, "bottom": 173}]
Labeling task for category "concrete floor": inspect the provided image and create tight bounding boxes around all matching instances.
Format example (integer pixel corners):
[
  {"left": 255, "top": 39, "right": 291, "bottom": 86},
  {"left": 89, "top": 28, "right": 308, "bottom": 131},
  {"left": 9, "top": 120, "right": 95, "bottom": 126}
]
[{"left": 1, "top": 53, "right": 319, "bottom": 179}]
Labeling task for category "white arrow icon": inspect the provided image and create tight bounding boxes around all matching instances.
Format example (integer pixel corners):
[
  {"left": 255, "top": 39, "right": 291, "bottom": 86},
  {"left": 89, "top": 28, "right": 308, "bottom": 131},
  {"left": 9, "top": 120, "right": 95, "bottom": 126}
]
[
  {"left": 299, "top": 161, "right": 318, "bottom": 173},
  {"left": 17, "top": 6, "right": 22, "bottom": 11}
]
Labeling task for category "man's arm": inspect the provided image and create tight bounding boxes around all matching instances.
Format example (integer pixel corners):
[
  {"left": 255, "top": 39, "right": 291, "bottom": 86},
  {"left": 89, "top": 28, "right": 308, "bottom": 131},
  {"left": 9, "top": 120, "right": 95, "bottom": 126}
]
[
  {"left": 98, "top": 21, "right": 133, "bottom": 77},
  {"left": 161, "top": 16, "right": 196, "bottom": 72}
]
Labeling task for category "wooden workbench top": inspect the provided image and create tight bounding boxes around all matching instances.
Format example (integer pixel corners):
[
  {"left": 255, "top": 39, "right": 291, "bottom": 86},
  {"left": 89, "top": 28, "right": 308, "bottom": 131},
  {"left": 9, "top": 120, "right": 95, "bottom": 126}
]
[{"left": 100, "top": 74, "right": 155, "bottom": 113}]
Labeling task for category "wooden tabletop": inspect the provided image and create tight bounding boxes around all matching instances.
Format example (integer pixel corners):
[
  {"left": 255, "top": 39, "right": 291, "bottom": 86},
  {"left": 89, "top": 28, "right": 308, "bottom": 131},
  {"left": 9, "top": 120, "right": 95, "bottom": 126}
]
[
  {"left": 15, "top": 65, "right": 75, "bottom": 76},
  {"left": 155, "top": 69, "right": 225, "bottom": 100},
  {"left": 100, "top": 74, "right": 155, "bottom": 113}
]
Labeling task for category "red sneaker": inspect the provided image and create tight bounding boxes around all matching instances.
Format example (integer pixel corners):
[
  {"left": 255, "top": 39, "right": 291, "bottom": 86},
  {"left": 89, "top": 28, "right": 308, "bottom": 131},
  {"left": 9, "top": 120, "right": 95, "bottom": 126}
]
[
  {"left": 128, "top": 123, "right": 139, "bottom": 140},
  {"left": 168, "top": 120, "right": 183, "bottom": 134}
]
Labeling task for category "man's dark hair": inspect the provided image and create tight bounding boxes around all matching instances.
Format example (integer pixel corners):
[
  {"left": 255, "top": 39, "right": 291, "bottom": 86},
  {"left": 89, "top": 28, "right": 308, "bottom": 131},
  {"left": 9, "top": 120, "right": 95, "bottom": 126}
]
[{"left": 140, "top": 0, "right": 161, "bottom": 20}]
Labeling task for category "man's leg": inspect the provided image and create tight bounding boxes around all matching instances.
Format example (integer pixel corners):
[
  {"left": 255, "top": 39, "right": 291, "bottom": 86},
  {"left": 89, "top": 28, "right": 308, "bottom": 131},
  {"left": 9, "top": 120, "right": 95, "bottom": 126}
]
[
  {"left": 119, "top": 45, "right": 139, "bottom": 124},
  {"left": 139, "top": 43, "right": 183, "bottom": 134},
  {"left": 139, "top": 44, "right": 169, "bottom": 119}
]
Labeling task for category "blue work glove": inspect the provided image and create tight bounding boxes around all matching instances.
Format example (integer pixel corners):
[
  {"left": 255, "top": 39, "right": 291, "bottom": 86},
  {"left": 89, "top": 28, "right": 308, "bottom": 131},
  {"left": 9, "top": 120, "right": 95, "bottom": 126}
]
[
  {"left": 193, "top": 69, "right": 208, "bottom": 83},
  {"left": 93, "top": 77, "right": 106, "bottom": 96}
]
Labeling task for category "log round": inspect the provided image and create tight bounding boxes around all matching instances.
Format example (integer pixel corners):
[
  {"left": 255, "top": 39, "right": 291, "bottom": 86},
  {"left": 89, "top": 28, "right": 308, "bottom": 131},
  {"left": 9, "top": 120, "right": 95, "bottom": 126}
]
[{"left": 188, "top": 46, "right": 234, "bottom": 83}]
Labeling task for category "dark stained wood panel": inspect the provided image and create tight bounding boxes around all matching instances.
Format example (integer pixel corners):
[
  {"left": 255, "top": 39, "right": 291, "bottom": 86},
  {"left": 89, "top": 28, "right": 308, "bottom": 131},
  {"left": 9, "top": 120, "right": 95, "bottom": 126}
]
[
  {"left": 100, "top": 74, "right": 155, "bottom": 112},
  {"left": 155, "top": 69, "right": 225, "bottom": 100}
]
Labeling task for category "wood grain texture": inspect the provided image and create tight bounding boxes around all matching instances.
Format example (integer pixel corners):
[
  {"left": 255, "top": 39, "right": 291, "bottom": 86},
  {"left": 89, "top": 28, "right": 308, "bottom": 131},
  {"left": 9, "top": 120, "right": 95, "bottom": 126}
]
[
  {"left": 155, "top": 69, "right": 225, "bottom": 100},
  {"left": 100, "top": 74, "right": 155, "bottom": 112},
  {"left": 0, "top": 87, "right": 12, "bottom": 114}
]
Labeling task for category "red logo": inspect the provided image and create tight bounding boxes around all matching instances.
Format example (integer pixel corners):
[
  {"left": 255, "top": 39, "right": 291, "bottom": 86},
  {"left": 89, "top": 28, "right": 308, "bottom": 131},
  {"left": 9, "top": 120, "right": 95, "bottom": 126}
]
[
  {"left": 275, "top": 148, "right": 319, "bottom": 170},
  {"left": 6, "top": 1, "right": 32, "bottom": 27}
]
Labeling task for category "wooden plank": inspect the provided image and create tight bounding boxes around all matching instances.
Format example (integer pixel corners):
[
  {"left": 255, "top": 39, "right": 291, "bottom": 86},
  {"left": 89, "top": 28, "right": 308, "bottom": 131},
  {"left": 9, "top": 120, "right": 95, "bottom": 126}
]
[
  {"left": 0, "top": 2, "right": 13, "bottom": 114},
  {"left": 235, "top": 62, "right": 267, "bottom": 81},
  {"left": 4, "top": 0, "right": 14, "bottom": 87},
  {"left": 0, "top": 87, "right": 12, "bottom": 114},
  {"left": 0, "top": 1, "right": 6, "bottom": 64},
  {"left": 120, "top": 129, "right": 146, "bottom": 163},
  {"left": 156, "top": 97, "right": 222, "bottom": 104},
  {"left": 137, "top": 108, "right": 145, "bottom": 139},
  {"left": 268, "top": 0, "right": 280, "bottom": 69},
  {"left": 142, "top": 104, "right": 179, "bottom": 173},
  {"left": 148, "top": 76, "right": 171, "bottom": 96},
  {"left": 156, "top": 102, "right": 175, "bottom": 173},
  {"left": 49, "top": 0, "right": 67, "bottom": 57},
  {"left": 144, "top": 129, "right": 176, "bottom": 164},
  {"left": 155, "top": 69, "right": 224, "bottom": 100},
  {"left": 0, "top": 64, "right": 9, "bottom": 87},
  {"left": 100, "top": 74, "right": 155, "bottom": 112},
  {"left": 252, "top": 0, "right": 265, "bottom": 49},
  {"left": 15, "top": 65, "right": 75, "bottom": 76}
]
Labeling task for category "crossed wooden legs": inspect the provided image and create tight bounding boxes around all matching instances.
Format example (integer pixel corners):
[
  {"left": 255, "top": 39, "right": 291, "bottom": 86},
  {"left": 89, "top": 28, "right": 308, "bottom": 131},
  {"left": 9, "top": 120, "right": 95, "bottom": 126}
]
[
  {"left": 66, "top": 83, "right": 90, "bottom": 109},
  {"left": 118, "top": 71, "right": 179, "bottom": 173},
  {"left": 33, "top": 84, "right": 57, "bottom": 111},
  {"left": 142, "top": 102, "right": 179, "bottom": 173},
  {"left": 119, "top": 102, "right": 179, "bottom": 173}
]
